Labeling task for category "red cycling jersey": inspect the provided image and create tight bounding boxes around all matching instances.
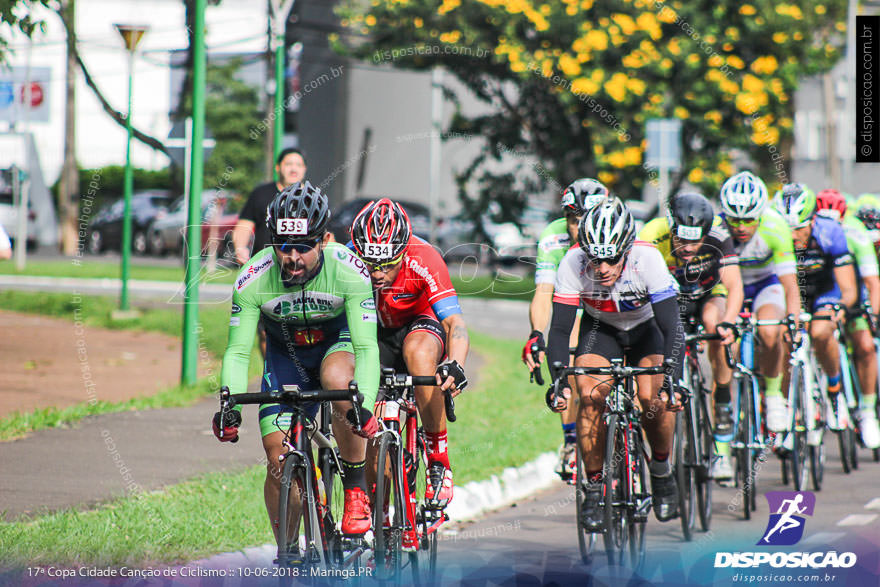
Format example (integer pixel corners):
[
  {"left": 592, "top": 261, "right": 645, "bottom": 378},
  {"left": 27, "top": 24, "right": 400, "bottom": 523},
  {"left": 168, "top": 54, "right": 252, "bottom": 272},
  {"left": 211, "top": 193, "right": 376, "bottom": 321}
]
[{"left": 375, "top": 236, "right": 462, "bottom": 329}]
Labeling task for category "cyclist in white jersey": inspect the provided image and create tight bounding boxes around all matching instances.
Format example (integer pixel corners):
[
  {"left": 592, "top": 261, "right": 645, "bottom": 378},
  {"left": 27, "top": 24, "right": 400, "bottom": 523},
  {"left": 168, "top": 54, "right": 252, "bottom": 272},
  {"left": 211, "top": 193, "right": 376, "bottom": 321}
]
[
  {"left": 720, "top": 172, "right": 801, "bottom": 433},
  {"left": 546, "top": 197, "right": 685, "bottom": 529}
]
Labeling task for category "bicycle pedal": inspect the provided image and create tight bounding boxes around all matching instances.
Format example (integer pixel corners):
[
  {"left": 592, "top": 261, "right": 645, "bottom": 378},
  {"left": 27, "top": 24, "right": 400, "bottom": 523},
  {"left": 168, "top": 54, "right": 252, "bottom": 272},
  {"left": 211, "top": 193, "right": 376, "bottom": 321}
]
[{"left": 636, "top": 496, "right": 653, "bottom": 518}]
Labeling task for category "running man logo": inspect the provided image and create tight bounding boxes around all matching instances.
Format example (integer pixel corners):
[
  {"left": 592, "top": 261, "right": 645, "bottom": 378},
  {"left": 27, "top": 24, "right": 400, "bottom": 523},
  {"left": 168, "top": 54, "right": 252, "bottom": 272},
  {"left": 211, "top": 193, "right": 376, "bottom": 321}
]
[{"left": 759, "top": 491, "right": 816, "bottom": 546}]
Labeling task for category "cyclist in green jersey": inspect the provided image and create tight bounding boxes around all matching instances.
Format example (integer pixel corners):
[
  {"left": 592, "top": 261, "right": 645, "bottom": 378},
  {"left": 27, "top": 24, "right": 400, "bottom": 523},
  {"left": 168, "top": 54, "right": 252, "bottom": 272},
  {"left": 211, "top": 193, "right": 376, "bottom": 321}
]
[
  {"left": 719, "top": 172, "right": 802, "bottom": 433},
  {"left": 816, "top": 189, "right": 880, "bottom": 449},
  {"left": 213, "top": 182, "right": 381, "bottom": 540},
  {"left": 523, "top": 178, "right": 608, "bottom": 482}
]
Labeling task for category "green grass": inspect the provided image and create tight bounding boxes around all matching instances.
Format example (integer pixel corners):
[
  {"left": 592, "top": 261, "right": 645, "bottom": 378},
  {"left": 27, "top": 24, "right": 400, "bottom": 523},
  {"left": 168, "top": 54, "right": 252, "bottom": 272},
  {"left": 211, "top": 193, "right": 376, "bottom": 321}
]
[
  {"left": 0, "top": 291, "right": 262, "bottom": 440},
  {"left": 451, "top": 273, "right": 534, "bottom": 300},
  {"left": 0, "top": 258, "right": 236, "bottom": 285},
  {"left": 0, "top": 331, "right": 558, "bottom": 567}
]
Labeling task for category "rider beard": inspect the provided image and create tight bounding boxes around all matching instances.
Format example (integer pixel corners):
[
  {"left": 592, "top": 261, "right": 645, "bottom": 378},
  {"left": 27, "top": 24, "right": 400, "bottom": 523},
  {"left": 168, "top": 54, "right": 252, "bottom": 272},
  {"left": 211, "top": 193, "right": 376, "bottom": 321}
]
[{"left": 281, "top": 256, "right": 320, "bottom": 286}]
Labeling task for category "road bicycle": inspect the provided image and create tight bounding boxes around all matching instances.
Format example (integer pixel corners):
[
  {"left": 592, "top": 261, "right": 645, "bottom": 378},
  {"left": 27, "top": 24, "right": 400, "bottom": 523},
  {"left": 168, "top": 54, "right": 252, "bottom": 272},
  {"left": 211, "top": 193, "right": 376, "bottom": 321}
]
[
  {"left": 371, "top": 368, "right": 456, "bottom": 583},
  {"left": 218, "top": 384, "right": 369, "bottom": 576},
  {"left": 675, "top": 321, "right": 731, "bottom": 539},
  {"left": 779, "top": 314, "right": 828, "bottom": 492},
  {"left": 729, "top": 310, "right": 778, "bottom": 520},
  {"left": 832, "top": 310, "right": 861, "bottom": 474},
  {"left": 551, "top": 359, "right": 670, "bottom": 569}
]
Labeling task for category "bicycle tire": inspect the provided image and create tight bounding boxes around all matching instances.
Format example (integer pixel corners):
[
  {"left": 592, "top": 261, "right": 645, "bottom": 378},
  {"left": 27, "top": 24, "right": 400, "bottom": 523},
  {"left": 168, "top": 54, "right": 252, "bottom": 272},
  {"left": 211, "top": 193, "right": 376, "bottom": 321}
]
[
  {"left": 374, "top": 432, "right": 404, "bottom": 581},
  {"left": 603, "top": 414, "right": 627, "bottom": 566},
  {"left": 674, "top": 411, "right": 694, "bottom": 541},
  {"left": 734, "top": 375, "right": 754, "bottom": 521},
  {"left": 318, "top": 447, "right": 345, "bottom": 565},
  {"left": 789, "top": 361, "right": 809, "bottom": 491},
  {"left": 696, "top": 387, "right": 714, "bottom": 532},
  {"left": 627, "top": 432, "right": 648, "bottom": 569},
  {"left": 810, "top": 443, "right": 825, "bottom": 491},
  {"left": 575, "top": 444, "right": 599, "bottom": 565},
  {"left": 278, "top": 454, "right": 325, "bottom": 568}
]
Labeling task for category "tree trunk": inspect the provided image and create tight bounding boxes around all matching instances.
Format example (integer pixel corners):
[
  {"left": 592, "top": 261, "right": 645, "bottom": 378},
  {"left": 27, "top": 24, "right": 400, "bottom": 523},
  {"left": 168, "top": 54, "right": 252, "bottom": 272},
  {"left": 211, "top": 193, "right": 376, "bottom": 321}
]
[
  {"left": 264, "top": 0, "right": 275, "bottom": 180},
  {"left": 59, "top": 0, "right": 79, "bottom": 256}
]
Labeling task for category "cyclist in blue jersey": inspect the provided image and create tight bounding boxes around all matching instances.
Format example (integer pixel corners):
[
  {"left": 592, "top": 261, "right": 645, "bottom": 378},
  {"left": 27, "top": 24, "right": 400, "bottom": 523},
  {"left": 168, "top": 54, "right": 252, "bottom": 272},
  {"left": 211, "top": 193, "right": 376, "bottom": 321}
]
[{"left": 774, "top": 184, "right": 858, "bottom": 418}]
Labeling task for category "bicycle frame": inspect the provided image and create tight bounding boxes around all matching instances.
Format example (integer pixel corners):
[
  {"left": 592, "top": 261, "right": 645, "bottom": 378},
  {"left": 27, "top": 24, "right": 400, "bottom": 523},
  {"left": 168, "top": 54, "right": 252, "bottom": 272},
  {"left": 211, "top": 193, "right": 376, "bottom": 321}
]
[{"left": 730, "top": 313, "right": 767, "bottom": 453}]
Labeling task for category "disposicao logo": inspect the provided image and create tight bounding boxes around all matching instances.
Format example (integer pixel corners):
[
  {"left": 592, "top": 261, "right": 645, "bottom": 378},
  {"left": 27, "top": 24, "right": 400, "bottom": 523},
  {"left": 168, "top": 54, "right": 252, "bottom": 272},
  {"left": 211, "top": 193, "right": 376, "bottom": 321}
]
[
  {"left": 760, "top": 491, "right": 815, "bottom": 546},
  {"left": 714, "top": 491, "right": 857, "bottom": 569}
]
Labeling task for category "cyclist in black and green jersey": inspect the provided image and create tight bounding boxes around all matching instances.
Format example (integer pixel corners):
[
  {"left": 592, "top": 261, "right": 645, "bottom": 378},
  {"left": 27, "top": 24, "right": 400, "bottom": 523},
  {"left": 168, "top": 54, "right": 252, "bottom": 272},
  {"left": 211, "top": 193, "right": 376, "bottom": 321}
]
[
  {"left": 213, "top": 181, "right": 381, "bottom": 539},
  {"left": 523, "top": 178, "right": 608, "bottom": 482}
]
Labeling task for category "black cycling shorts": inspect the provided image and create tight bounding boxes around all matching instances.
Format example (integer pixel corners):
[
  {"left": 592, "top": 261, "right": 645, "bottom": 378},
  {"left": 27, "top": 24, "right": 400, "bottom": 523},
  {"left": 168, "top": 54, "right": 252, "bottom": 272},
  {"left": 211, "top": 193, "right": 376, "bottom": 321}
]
[
  {"left": 378, "top": 315, "right": 446, "bottom": 371},
  {"left": 575, "top": 313, "right": 665, "bottom": 365}
]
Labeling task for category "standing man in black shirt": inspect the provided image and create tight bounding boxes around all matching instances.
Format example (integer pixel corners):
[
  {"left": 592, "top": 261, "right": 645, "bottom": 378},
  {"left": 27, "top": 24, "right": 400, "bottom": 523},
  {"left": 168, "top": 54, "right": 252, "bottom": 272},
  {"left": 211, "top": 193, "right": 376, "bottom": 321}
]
[
  {"left": 233, "top": 147, "right": 307, "bottom": 265},
  {"left": 231, "top": 147, "right": 307, "bottom": 356}
]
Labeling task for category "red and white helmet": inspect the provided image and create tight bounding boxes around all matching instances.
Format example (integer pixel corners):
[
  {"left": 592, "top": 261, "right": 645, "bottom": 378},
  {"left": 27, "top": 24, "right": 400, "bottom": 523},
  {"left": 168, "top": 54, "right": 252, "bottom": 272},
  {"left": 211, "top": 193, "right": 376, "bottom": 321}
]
[
  {"left": 816, "top": 188, "right": 847, "bottom": 221},
  {"left": 350, "top": 198, "right": 412, "bottom": 264}
]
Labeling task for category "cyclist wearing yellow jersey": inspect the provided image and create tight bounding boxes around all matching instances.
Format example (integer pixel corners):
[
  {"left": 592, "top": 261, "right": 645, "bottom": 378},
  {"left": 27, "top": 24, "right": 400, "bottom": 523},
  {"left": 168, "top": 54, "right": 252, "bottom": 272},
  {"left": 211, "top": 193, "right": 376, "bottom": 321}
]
[
  {"left": 523, "top": 178, "right": 609, "bottom": 482},
  {"left": 719, "top": 172, "right": 801, "bottom": 434},
  {"left": 639, "top": 192, "right": 744, "bottom": 479}
]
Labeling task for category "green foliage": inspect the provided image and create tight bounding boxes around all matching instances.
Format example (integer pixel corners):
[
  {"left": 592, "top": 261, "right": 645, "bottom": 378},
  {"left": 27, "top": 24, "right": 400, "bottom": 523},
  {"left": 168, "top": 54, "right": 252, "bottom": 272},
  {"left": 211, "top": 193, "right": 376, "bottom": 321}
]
[
  {"left": 336, "top": 0, "right": 847, "bottom": 218},
  {"left": 0, "top": 0, "right": 51, "bottom": 63}
]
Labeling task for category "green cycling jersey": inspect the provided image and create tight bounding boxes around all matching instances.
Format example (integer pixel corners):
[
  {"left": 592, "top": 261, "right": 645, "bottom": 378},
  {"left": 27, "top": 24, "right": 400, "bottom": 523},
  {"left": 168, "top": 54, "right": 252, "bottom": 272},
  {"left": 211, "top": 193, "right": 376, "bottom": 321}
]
[
  {"left": 535, "top": 218, "right": 571, "bottom": 285},
  {"left": 220, "top": 243, "right": 380, "bottom": 407},
  {"left": 843, "top": 214, "right": 880, "bottom": 280},
  {"left": 732, "top": 207, "right": 796, "bottom": 285}
]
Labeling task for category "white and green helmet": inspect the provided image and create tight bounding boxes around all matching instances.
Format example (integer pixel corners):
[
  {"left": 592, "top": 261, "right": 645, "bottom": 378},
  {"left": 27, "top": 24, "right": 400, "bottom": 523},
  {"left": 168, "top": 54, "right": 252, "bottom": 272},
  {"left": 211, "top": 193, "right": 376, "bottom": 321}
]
[
  {"left": 720, "top": 171, "right": 768, "bottom": 219},
  {"left": 577, "top": 196, "right": 636, "bottom": 263}
]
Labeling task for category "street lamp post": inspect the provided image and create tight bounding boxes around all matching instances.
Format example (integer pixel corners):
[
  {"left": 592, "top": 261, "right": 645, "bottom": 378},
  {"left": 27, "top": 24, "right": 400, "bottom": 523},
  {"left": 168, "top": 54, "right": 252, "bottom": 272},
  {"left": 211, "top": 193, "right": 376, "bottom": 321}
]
[
  {"left": 269, "top": 0, "right": 295, "bottom": 175},
  {"left": 114, "top": 23, "right": 148, "bottom": 313}
]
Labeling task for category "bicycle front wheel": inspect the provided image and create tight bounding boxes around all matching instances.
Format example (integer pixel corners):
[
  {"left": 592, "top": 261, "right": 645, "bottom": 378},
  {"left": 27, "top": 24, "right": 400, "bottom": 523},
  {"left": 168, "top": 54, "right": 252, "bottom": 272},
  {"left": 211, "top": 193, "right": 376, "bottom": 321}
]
[
  {"left": 674, "top": 410, "right": 695, "bottom": 541},
  {"left": 696, "top": 387, "right": 714, "bottom": 532},
  {"left": 575, "top": 444, "right": 600, "bottom": 565},
  {"left": 789, "top": 361, "right": 809, "bottom": 491},
  {"left": 627, "top": 430, "right": 648, "bottom": 569},
  {"left": 734, "top": 376, "right": 754, "bottom": 521},
  {"left": 603, "top": 414, "right": 628, "bottom": 566},
  {"left": 374, "top": 432, "right": 404, "bottom": 581},
  {"left": 278, "top": 454, "right": 325, "bottom": 568}
]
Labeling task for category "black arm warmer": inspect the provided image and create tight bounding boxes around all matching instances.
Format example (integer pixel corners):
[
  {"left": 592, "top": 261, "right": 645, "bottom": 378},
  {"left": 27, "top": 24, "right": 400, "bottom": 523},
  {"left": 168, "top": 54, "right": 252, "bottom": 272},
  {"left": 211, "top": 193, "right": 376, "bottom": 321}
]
[
  {"left": 547, "top": 301, "right": 579, "bottom": 380},
  {"left": 652, "top": 296, "right": 685, "bottom": 377}
]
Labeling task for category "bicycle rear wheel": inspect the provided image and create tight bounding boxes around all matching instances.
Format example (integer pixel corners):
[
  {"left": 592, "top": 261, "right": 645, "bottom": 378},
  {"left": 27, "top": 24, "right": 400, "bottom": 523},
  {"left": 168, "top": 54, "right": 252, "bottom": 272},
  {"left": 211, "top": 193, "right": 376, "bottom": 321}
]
[
  {"left": 374, "top": 433, "right": 404, "bottom": 582},
  {"left": 674, "top": 410, "right": 695, "bottom": 541},
  {"left": 575, "top": 444, "right": 600, "bottom": 565},
  {"left": 627, "top": 431, "right": 648, "bottom": 569},
  {"left": 734, "top": 376, "right": 754, "bottom": 521},
  {"left": 603, "top": 414, "right": 627, "bottom": 566}
]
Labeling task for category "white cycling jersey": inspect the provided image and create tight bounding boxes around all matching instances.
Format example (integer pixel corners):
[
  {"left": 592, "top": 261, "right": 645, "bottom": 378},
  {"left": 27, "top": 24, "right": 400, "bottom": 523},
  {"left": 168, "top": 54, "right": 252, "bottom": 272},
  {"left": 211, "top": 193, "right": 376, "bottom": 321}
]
[{"left": 553, "top": 242, "right": 678, "bottom": 331}]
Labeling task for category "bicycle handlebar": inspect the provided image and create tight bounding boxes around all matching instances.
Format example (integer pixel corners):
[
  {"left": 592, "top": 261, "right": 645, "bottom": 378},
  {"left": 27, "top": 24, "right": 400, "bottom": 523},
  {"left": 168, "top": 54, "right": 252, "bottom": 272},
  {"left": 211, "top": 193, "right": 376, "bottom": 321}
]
[
  {"left": 379, "top": 371, "right": 457, "bottom": 423},
  {"left": 549, "top": 360, "right": 678, "bottom": 409},
  {"left": 529, "top": 343, "right": 545, "bottom": 386}
]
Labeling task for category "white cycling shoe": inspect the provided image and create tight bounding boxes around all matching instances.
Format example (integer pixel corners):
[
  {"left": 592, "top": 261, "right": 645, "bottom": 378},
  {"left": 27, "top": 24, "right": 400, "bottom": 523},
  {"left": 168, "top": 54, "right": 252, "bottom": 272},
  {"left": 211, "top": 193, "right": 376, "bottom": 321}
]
[
  {"left": 710, "top": 455, "right": 733, "bottom": 481},
  {"left": 765, "top": 395, "right": 789, "bottom": 433},
  {"left": 857, "top": 407, "right": 880, "bottom": 449}
]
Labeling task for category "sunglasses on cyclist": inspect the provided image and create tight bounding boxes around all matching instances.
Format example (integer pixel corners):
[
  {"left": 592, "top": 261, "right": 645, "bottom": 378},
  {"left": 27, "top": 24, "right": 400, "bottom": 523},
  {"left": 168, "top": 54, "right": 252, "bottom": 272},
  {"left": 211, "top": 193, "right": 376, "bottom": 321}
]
[
  {"left": 725, "top": 216, "right": 759, "bottom": 227},
  {"left": 366, "top": 255, "right": 404, "bottom": 273},
  {"left": 273, "top": 236, "right": 323, "bottom": 254}
]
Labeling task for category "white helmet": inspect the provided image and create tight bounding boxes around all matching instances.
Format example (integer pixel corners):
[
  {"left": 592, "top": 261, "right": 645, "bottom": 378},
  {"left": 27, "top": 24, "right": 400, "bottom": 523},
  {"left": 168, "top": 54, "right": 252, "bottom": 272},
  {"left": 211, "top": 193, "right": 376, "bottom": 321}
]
[
  {"left": 720, "top": 171, "right": 768, "bottom": 219},
  {"left": 577, "top": 196, "right": 636, "bottom": 263}
]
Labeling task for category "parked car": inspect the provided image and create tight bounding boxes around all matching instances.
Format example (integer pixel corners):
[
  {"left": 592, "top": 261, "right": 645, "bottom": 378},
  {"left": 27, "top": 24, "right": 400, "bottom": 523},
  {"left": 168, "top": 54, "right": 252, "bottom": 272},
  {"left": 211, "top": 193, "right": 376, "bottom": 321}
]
[
  {"left": 0, "top": 169, "right": 38, "bottom": 250},
  {"left": 148, "top": 190, "right": 238, "bottom": 262},
  {"left": 435, "top": 215, "right": 537, "bottom": 265},
  {"left": 328, "top": 197, "right": 431, "bottom": 244},
  {"left": 86, "top": 190, "right": 172, "bottom": 255}
]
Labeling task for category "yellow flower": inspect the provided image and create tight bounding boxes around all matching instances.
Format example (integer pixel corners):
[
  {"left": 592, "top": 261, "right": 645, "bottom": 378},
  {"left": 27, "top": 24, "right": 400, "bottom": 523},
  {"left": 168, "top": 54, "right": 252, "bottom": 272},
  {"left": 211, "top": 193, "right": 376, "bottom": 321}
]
[
  {"left": 708, "top": 55, "right": 723, "bottom": 68},
  {"left": 439, "top": 31, "right": 461, "bottom": 44},
  {"left": 414, "top": 17, "right": 423, "bottom": 28},
  {"left": 622, "top": 51, "right": 644, "bottom": 69},
  {"left": 667, "top": 38, "right": 681, "bottom": 56},
  {"left": 752, "top": 114, "right": 773, "bottom": 132},
  {"left": 636, "top": 12, "right": 662, "bottom": 40},
  {"left": 612, "top": 13, "right": 637, "bottom": 36},
  {"left": 585, "top": 29, "right": 609, "bottom": 51},
  {"left": 511, "top": 61, "right": 527, "bottom": 72},
  {"left": 594, "top": 144, "right": 605, "bottom": 155},
  {"left": 572, "top": 77, "right": 600, "bottom": 96},
  {"left": 719, "top": 159, "right": 734, "bottom": 176},
  {"left": 722, "top": 43, "right": 733, "bottom": 52},
  {"left": 815, "top": 5, "right": 827, "bottom": 15},
  {"left": 736, "top": 93, "right": 760, "bottom": 115},
  {"left": 657, "top": 6, "right": 677, "bottom": 24},
  {"left": 626, "top": 77, "right": 646, "bottom": 95},
  {"left": 660, "top": 58, "right": 673, "bottom": 69},
  {"left": 623, "top": 146, "right": 642, "bottom": 166},
  {"left": 739, "top": 5, "right": 756, "bottom": 15},
  {"left": 365, "top": 15, "right": 376, "bottom": 26},
  {"left": 566, "top": 5, "right": 577, "bottom": 15},
  {"left": 704, "top": 110, "right": 722, "bottom": 124},
  {"left": 752, "top": 126, "right": 779, "bottom": 145},
  {"left": 674, "top": 106, "right": 689, "bottom": 119},
  {"left": 688, "top": 168, "right": 705, "bottom": 183},
  {"left": 779, "top": 117, "right": 793, "bottom": 129},
  {"left": 725, "top": 27, "right": 740, "bottom": 41},
  {"left": 649, "top": 93, "right": 663, "bottom": 104},
  {"left": 598, "top": 171, "right": 616, "bottom": 185},
  {"left": 742, "top": 74, "right": 765, "bottom": 93},
  {"left": 581, "top": 0, "right": 595, "bottom": 9},
  {"left": 559, "top": 54, "right": 581, "bottom": 76},
  {"left": 776, "top": 4, "right": 803, "bottom": 20},
  {"left": 727, "top": 55, "right": 745, "bottom": 69},
  {"left": 793, "top": 32, "right": 803, "bottom": 41},
  {"left": 686, "top": 54, "right": 700, "bottom": 65},
  {"left": 438, "top": 0, "right": 460, "bottom": 15},
  {"left": 604, "top": 72, "right": 629, "bottom": 102},
  {"left": 751, "top": 56, "right": 779, "bottom": 75},
  {"left": 773, "top": 32, "right": 789, "bottom": 44}
]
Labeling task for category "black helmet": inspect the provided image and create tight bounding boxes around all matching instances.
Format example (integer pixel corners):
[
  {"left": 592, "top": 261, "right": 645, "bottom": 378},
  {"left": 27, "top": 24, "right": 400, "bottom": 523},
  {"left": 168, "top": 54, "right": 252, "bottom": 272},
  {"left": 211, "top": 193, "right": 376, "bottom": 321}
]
[
  {"left": 668, "top": 192, "right": 714, "bottom": 240},
  {"left": 578, "top": 196, "right": 636, "bottom": 264},
  {"left": 265, "top": 181, "right": 330, "bottom": 245},
  {"left": 561, "top": 178, "right": 610, "bottom": 215}
]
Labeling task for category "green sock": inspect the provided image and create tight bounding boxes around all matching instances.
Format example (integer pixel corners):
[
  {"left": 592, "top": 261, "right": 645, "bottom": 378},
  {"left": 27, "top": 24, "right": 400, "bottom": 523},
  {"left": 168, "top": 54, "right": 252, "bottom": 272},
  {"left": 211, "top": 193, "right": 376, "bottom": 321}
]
[
  {"left": 764, "top": 375, "right": 782, "bottom": 398},
  {"left": 861, "top": 394, "right": 877, "bottom": 410},
  {"left": 716, "top": 441, "right": 730, "bottom": 457}
]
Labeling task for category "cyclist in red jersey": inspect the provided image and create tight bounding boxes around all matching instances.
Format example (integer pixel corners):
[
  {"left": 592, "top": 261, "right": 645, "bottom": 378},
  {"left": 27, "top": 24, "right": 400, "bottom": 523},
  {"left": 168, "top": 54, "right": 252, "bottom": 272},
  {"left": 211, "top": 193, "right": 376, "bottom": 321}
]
[{"left": 350, "top": 199, "right": 469, "bottom": 526}]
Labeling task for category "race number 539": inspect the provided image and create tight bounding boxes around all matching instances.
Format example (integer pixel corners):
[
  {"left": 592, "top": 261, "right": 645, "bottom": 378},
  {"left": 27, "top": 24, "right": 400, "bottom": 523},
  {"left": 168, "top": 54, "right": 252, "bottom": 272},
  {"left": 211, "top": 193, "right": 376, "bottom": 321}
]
[{"left": 278, "top": 218, "right": 308, "bottom": 236}]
